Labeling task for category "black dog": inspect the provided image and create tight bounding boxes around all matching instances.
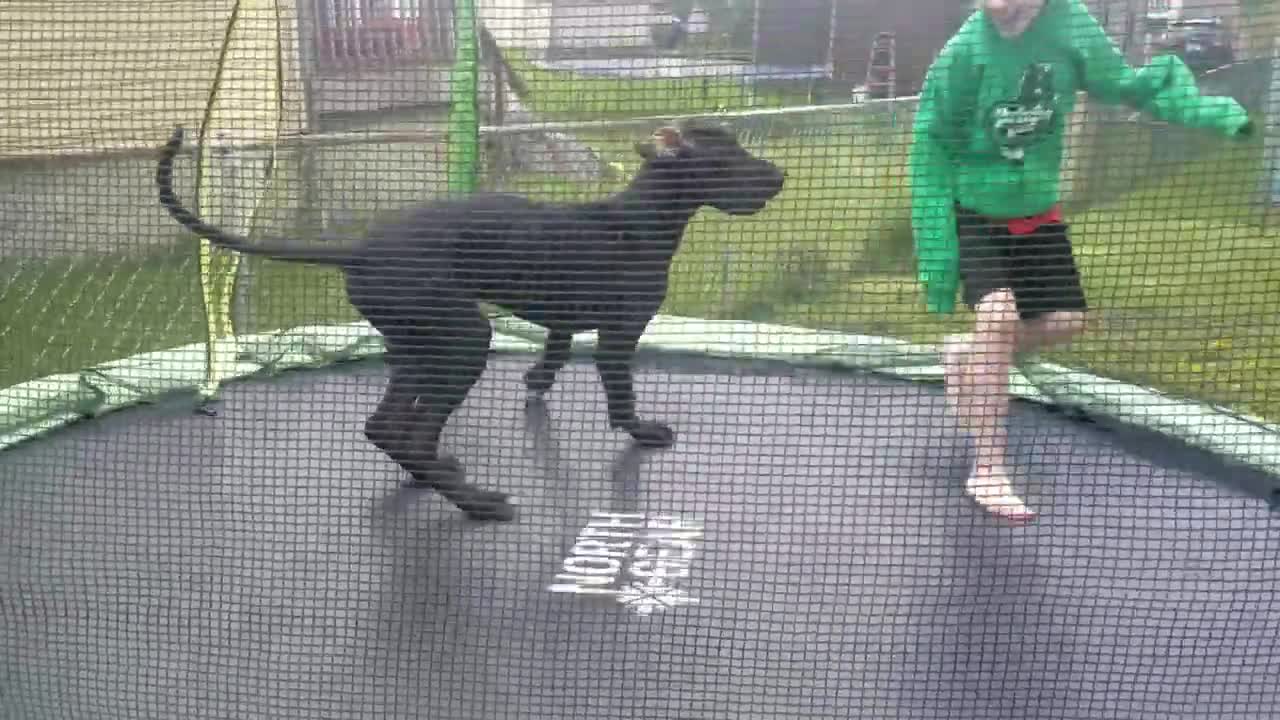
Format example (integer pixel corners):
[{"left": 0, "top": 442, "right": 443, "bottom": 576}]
[{"left": 155, "top": 120, "right": 785, "bottom": 522}]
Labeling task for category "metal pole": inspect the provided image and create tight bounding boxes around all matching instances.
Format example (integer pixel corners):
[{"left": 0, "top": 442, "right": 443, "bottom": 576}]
[{"left": 1266, "top": 34, "right": 1280, "bottom": 207}]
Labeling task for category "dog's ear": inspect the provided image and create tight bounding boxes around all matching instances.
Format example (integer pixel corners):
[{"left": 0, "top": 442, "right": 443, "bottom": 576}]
[
  {"left": 654, "top": 126, "right": 686, "bottom": 156},
  {"left": 654, "top": 126, "right": 682, "bottom": 148},
  {"left": 635, "top": 126, "right": 685, "bottom": 161}
]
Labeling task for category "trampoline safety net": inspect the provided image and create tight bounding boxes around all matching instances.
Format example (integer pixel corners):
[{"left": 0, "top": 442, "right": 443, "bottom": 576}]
[{"left": 3, "top": 0, "right": 1280, "bottom": 718}]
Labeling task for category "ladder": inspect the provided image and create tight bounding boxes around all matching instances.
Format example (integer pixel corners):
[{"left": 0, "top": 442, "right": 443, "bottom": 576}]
[{"left": 866, "top": 31, "right": 896, "bottom": 99}]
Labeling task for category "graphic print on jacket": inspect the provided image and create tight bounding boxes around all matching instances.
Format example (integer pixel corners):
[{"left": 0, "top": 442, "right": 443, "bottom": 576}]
[{"left": 987, "top": 62, "right": 1058, "bottom": 162}]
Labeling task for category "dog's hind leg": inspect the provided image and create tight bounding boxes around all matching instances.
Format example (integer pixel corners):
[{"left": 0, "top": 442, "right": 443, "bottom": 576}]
[
  {"left": 377, "top": 309, "right": 514, "bottom": 522},
  {"left": 594, "top": 321, "right": 675, "bottom": 449},
  {"left": 364, "top": 361, "right": 418, "bottom": 457},
  {"left": 524, "top": 328, "right": 573, "bottom": 399}
]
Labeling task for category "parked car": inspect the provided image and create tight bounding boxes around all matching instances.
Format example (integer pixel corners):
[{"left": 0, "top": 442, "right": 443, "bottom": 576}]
[{"left": 1154, "top": 17, "right": 1235, "bottom": 75}]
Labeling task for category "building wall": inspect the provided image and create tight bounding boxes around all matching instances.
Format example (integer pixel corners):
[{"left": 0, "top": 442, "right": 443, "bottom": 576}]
[
  {"left": 478, "top": 0, "right": 554, "bottom": 50},
  {"left": 0, "top": 0, "right": 306, "bottom": 159},
  {"left": 547, "top": 0, "right": 659, "bottom": 51},
  {"left": 0, "top": 0, "right": 343, "bottom": 262}
]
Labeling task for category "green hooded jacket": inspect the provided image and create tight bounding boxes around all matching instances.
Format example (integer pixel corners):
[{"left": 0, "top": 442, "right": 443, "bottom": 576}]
[{"left": 909, "top": 0, "right": 1254, "bottom": 315}]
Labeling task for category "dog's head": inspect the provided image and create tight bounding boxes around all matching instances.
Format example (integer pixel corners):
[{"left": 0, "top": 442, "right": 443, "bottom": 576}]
[{"left": 633, "top": 120, "right": 785, "bottom": 216}]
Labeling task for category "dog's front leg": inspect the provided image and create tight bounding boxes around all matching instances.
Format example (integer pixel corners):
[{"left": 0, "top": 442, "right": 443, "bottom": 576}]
[
  {"left": 594, "top": 323, "right": 674, "bottom": 449},
  {"left": 525, "top": 328, "right": 573, "bottom": 399}
]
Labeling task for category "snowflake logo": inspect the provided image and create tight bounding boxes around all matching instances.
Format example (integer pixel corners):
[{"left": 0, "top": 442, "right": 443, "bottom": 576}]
[{"left": 614, "top": 579, "right": 700, "bottom": 616}]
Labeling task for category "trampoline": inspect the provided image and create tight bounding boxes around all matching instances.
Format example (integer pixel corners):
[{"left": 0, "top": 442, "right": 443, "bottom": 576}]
[
  {"left": 4, "top": 346, "right": 1279, "bottom": 719},
  {"left": 6, "top": 0, "right": 1280, "bottom": 716}
]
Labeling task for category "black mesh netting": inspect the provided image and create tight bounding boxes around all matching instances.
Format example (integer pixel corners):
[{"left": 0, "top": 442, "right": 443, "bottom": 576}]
[{"left": 3, "top": 1, "right": 1279, "bottom": 718}]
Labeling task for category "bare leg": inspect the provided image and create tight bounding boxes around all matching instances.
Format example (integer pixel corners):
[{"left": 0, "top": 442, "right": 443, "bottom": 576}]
[
  {"left": 1016, "top": 310, "right": 1088, "bottom": 353},
  {"left": 947, "top": 310, "right": 1088, "bottom": 385},
  {"left": 944, "top": 304, "right": 1089, "bottom": 524},
  {"left": 966, "top": 289, "right": 1033, "bottom": 521},
  {"left": 944, "top": 289, "right": 1031, "bottom": 524}
]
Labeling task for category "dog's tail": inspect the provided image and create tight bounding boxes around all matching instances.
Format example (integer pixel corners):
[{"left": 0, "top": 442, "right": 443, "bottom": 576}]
[{"left": 156, "top": 126, "right": 354, "bottom": 267}]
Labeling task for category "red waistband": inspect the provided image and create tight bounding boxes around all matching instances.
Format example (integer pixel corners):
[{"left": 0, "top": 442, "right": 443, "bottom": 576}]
[{"left": 1006, "top": 204, "right": 1063, "bottom": 235}]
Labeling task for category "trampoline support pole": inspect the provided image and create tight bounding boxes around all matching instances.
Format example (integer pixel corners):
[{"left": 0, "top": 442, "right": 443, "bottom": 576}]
[
  {"left": 1264, "top": 34, "right": 1280, "bottom": 208},
  {"left": 192, "top": 0, "right": 289, "bottom": 404},
  {"left": 447, "top": 0, "right": 481, "bottom": 195}
]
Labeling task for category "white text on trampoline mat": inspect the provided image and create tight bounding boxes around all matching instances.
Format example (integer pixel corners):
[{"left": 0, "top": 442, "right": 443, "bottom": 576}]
[{"left": 548, "top": 511, "right": 703, "bottom": 615}]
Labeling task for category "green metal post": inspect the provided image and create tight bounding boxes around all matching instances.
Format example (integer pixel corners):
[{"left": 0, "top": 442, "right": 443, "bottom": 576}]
[{"left": 448, "top": 0, "right": 480, "bottom": 195}]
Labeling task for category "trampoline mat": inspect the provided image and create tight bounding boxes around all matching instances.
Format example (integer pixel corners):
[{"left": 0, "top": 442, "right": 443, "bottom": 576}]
[{"left": 2, "top": 354, "right": 1278, "bottom": 720}]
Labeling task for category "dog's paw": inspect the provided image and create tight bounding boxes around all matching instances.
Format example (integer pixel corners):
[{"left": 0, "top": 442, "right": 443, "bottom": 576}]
[
  {"left": 402, "top": 456, "right": 465, "bottom": 490},
  {"left": 456, "top": 489, "right": 517, "bottom": 522},
  {"left": 406, "top": 457, "right": 516, "bottom": 522},
  {"left": 524, "top": 367, "right": 557, "bottom": 395},
  {"left": 626, "top": 420, "right": 675, "bottom": 449}
]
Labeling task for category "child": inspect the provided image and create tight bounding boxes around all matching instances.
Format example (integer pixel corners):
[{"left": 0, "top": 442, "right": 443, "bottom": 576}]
[{"left": 909, "top": 0, "right": 1254, "bottom": 525}]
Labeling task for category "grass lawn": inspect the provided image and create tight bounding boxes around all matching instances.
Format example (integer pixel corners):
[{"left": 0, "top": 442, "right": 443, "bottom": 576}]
[
  {"left": 500, "top": 48, "right": 815, "bottom": 120},
  {"left": 4, "top": 62, "right": 1278, "bottom": 423},
  {"left": 0, "top": 246, "right": 357, "bottom": 389}
]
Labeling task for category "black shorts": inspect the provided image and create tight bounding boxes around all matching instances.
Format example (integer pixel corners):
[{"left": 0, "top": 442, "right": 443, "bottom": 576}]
[{"left": 955, "top": 205, "right": 1088, "bottom": 319}]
